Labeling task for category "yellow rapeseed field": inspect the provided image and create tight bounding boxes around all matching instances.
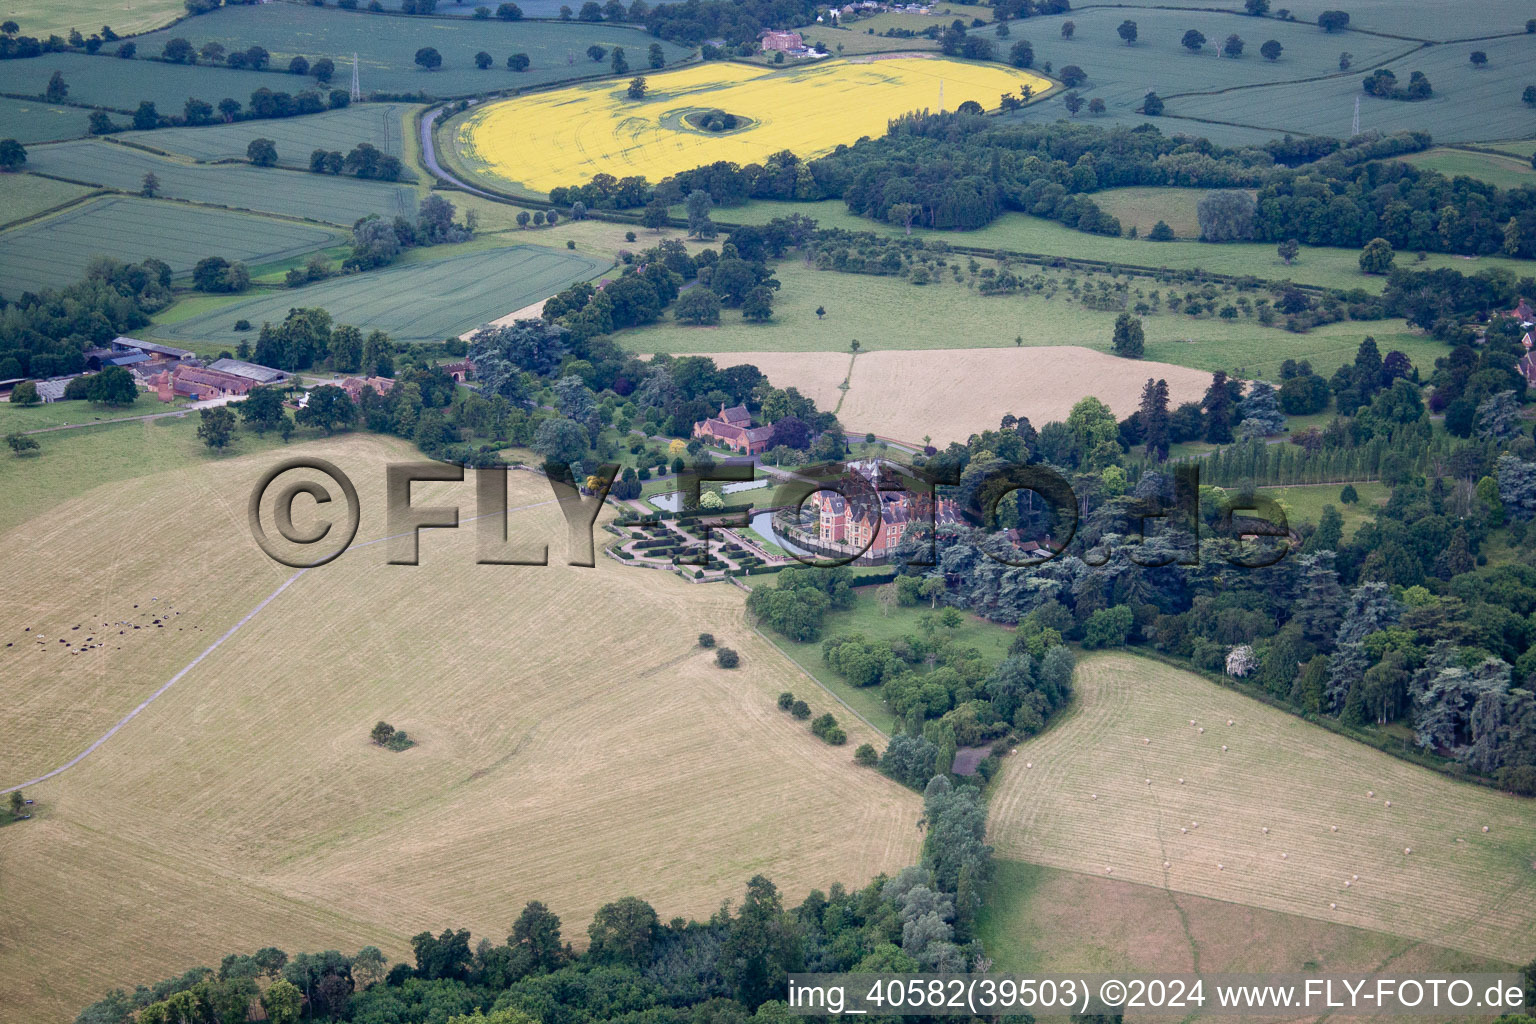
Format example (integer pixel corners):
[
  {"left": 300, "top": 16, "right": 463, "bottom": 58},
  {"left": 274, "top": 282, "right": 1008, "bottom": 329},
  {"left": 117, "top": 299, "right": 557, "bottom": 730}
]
[{"left": 455, "top": 57, "right": 1052, "bottom": 192}]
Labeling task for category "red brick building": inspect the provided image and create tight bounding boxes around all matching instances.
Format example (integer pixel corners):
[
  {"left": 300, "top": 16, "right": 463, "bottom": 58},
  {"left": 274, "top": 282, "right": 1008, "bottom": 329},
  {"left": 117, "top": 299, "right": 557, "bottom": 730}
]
[
  {"left": 692, "top": 403, "right": 775, "bottom": 454},
  {"left": 146, "top": 365, "right": 257, "bottom": 402}
]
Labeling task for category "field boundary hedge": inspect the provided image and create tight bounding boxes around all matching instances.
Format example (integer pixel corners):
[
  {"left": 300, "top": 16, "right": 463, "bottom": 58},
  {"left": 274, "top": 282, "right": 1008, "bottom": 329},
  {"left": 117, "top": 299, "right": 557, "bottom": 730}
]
[{"left": 0, "top": 188, "right": 106, "bottom": 232}]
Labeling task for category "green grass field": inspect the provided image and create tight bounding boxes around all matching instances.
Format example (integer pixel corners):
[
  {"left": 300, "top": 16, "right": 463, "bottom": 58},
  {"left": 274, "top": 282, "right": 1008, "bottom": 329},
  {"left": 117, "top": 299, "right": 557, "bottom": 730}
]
[
  {"left": 1483, "top": 137, "right": 1536, "bottom": 160},
  {"left": 0, "top": 171, "right": 95, "bottom": 228},
  {"left": 0, "top": 95, "right": 95, "bottom": 143},
  {"left": 0, "top": 0, "right": 185, "bottom": 45},
  {"left": 21, "top": 139, "right": 417, "bottom": 225},
  {"left": 126, "top": 3, "right": 692, "bottom": 99},
  {"left": 1173, "top": 34, "right": 1536, "bottom": 144},
  {"left": 1271, "top": 0, "right": 1535, "bottom": 42},
  {"left": 978, "top": 859, "right": 1514, "bottom": 987},
  {"left": 719, "top": 198, "right": 1536, "bottom": 294},
  {"left": 151, "top": 244, "right": 606, "bottom": 347},
  {"left": 988, "top": 652, "right": 1536, "bottom": 962},
  {"left": 0, "top": 394, "right": 186, "bottom": 437},
  {"left": 615, "top": 259, "right": 1446, "bottom": 381},
  {"left": 116, "top": 101, "right": 418, "bottom": 169},
  {"left": 1093, "top": 186, "right": 1225, "bottom": 240},
  {"left": 0, "top": 194, "right": 341, "bottom": 295},
  {"left": 0, "top": 432, "right": 920, "bottom": 1024},
  {"left": 987, "top": 6, "right": 1410, "bottom": 138},
  {"left": 1396, "top": 147, "right": 1536, "bottom": 190},
  {"left": 0, "top": 53, "right": 299, "bottom": 115}
]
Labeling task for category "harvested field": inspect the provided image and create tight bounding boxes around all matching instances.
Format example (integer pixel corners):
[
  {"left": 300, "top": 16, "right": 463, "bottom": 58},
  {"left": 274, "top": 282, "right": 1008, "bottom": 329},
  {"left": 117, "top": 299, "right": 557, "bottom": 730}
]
[
  {"left": 0, "top": 432, "right": 921, "bottom": 1024},
  {"left": 152, "top": 245, "right": 606, "bottom": 347},
  {"left": 674, "top": 346, "right": 1208, "bottom": 445},
  {"left": 979, "top": 859, "right": 1514, "bottom": 983},
  {"left": 988, "top": 653, "right": 1536, "bottom": 963},
  {"left": 0, "top": 194, "right": 340, "bottom": 295},
  {"left": 22, "top": 139, "right": 416, "bottom": 225}
]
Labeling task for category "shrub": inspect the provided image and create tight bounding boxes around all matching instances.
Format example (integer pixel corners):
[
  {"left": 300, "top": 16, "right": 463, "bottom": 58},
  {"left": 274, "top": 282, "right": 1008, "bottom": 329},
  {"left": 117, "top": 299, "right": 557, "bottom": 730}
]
[
  {"left": 854, "top": 742, "right": 878, "bottom": 766},
  {"left": 715, "top": 647, "right": 739, "bottom": 668},
  {"left": 790, "top": 699, "right": 811, "bottom": 719},
  {"left": 698, "top": 632, "right": 715, "bottom": 648},
  {"left": 370, "top": 721, "right": 395, "bottom": 745},
  {"left": 777, "top": 691, "right": 795, "bottom": 711},
  {"left": 1340, "top": 483, "right": 1359, "bottom": 503}
]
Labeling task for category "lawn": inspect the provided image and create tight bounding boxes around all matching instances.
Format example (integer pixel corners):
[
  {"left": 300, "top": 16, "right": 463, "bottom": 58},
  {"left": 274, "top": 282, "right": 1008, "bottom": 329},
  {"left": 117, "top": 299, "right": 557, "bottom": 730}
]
[
  {"left": 150, "top": 244, "right": 607, "bottom": 347},
  {"left": 1265, "top": 479, "right": 1389, "bottom": 537},
  {"left": 0, "top": 432, "right": 921, "bottom": 1024},
  {"left": 127, "top": 3, "right": 692, "bottom": 100},
  {"left": 977, "top": 859, "right": 1515, "bottom": 982},
  {"left": 0, "top": 95, "right": 95, "bottom": 143},
  {"left": 447, "top": 57, "right": 1052, "bottom": 194},
  {"left": 21, "top": 139, "right": 418, "bottom": 225},
  {"left": 987, "top": 652, "right": 1536, "bottom": 962},
  {"left": 0, "top": 170, "right": 95, "bottom": 228},
  {"left": 718, "top": 198, "right": 1536, "bottom": 294},
  {"left": 1396, "top": 147, "right": 1536, "bottom": 191},
  {"left": 0, "top": 194, "right": 342, "bottom": 296},
  {"left": 117, "top": 101, "right": 420, "bottom": 169},
  {"left": 615, "top": 259, "right": 1448, "bottom": 382}
]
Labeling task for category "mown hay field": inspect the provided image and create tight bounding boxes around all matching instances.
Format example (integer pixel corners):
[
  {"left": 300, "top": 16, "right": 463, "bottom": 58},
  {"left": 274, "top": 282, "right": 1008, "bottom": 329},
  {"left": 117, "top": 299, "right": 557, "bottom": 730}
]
[
  {"left": 0, "top": 0, "right": 185, "bottom": 47},
  {"left": 0, "top": 432, "right": 922, "bottom": 1024},
  {"left": 22, "top": 139, "right": 417, "bottom": 225},
  {"left": 670, "top": 345, "right": 1208, "bottom": 445},
  {"left": 620, "top": 261, "right": 1446, "bottom": 383},
  {"left": 451, "top": 57, "right": 1053, "bottom": 193},
  {"left": 0, "top": 194, "right": 341, "bottom": 295},
  {"left": 152, "top": 245, "right": 605, "bottom": 347},
  {"left": 978, "top": 860, "right": 1514, "bottom": 1000},
  {"left": 0, "top": 95, "right": 94, "bottom": 143},
  {"left": 127, "top": 4, "right": 691, "bottom": 99},
  {"left": 988, "top": 653, "right": 1536, "bottom": 963},
  {"left": 117, "top": 101, "right": 418, "bottom": 167}
]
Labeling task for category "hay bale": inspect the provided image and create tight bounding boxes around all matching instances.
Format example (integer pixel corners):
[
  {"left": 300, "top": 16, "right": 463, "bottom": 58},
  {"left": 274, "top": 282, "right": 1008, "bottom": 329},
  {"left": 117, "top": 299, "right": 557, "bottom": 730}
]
[
  {"left": 1190, "top": 719, "right": 1197, "bottom": 726},
  {"left": 1217, "top": 863, "right": 1224, "bottom": 870},
  {"left": 1222, "top": 744, "right": 1228, "bottom": 751},
  {"left": 1344, "top": 880, "right": 1352, "bottom": 887},
  {"left": 1367, "top": 790, "right": 1374, "bottom": 797},
  {"left": 1385, "top": 800, "right": 1391, "bottom": 807},
  {"left": 1281, "top": 852, "right": 1289, "bottom": 859},
  {"left": 1146, "top": 778, "right": 1152, "bottom": 785},
  {"left": 1352, "top": 874, "right": 1358, "bottom": 880},
  {"left": 1179, "top": 777, "right": 1185, "bottom": 784},
  {"left": 1026, "top": 761, "right": 1033, "bottom": 769},
  {"left": 1482, "top": 825, "right": 1489, "bottom": 833},
  {"left": 1330, "top": 902, "right": 1336, "bottom": 909},
  {"left": 1198, "top": 727, "right": 1205, "bottom": 734},
  {"left": 1331, "top": 825, "right": 1338, "bottom": 832},
  {"left": 1163, "top": 861, "right": 1170, "bottom": 868},
  {"left": 1262, "top": 827, "right": 1269, "bottom": 834},
  {"left": 1404, "top": 847, "right": 1411, "bottom": 854},
  {"left": 1227, "top": 719, "right": 1234, "bottom": 726},
  {"left": 1181, "top": 827, "right": 1188, "bottom": 833},
  {"left": 1143, "top": 737, "right": 1150, "bottom": 744}
]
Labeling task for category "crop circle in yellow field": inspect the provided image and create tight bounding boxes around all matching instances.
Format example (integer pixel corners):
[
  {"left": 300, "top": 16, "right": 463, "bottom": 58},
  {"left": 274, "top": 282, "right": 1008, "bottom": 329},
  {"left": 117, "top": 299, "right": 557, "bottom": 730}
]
[{"left": 454, "top": 57, "right": 1053, "bottom": 193}]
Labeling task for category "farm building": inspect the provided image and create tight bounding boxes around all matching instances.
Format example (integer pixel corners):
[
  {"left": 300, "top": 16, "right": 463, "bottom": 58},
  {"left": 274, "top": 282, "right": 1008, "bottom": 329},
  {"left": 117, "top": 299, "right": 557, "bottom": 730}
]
[
  {"left": 32, "top": 377, "right": 76, "bottom": 403},
  {"left": 1520, "top": 350, "right": 1536, "bottom": 387},
  {"left": 111, "top": 337, "right": 194, "bottom": 362},
  {"left": 207, "top": 358, "right": 289, "bottom": 385},
  {"left": 692, "top": 402, "right": 774, "bottom": 455},
  {"left": 145, "top": 365, "right": 257, "bottom": 402},
  {"left": 338, "top": 376, "right": 397, "bottom": 402}
]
